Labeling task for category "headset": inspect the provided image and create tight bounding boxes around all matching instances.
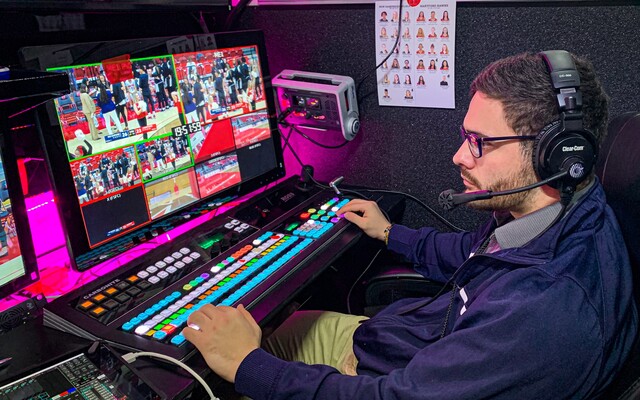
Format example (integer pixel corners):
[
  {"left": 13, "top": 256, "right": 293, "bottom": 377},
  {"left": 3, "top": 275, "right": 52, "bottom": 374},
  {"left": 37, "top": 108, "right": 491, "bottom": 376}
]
[
  {"left": 533, "top": 50, "right": 597, "bottom": 191},
  {"left": 439, "top": 50, "right": 597, "bottom": 211}
]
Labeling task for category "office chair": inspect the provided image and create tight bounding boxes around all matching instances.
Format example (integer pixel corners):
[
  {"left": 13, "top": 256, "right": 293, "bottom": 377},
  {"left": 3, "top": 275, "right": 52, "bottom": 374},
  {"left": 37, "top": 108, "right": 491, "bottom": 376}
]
[{"left": 593, "top": 111, "right": 640, "bottom": 399}]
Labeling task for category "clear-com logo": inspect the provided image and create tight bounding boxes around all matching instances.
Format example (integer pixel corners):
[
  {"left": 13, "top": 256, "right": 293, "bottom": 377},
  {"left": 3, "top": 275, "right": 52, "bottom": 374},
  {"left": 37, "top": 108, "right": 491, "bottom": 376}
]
[{"left": 562, "top": 145, "right": 585, "bottom": 152}]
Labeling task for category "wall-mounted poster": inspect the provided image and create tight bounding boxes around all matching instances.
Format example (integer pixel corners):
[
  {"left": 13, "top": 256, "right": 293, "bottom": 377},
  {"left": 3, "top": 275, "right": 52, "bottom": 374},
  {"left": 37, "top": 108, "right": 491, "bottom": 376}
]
[{"left": 376, "top": 0, "right": 455, "bottom": 109}]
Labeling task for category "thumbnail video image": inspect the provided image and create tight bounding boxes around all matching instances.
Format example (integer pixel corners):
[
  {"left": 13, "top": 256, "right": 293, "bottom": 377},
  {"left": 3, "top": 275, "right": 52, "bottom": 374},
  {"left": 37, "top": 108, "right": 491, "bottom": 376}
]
[
  {"left": 173, "top": 45, "right": 267, "bottom": 124},
  {"left": 52, "top": 58, "right": 182, "bottom": 158},
  {"left": 136, "top": 135, "right": 192, "bottom": 182},
  {"left": 195, "top": 153, "right": 241, "bottom": 198},
  {"left": 0, "top": 157, "right": 22, "bottom": 275},
  {"left": 190, "top": 119, "right": 236, "bottom": 164},
  {"left": 145, "top": 169, "right": 200, "bottom": 220},
  {"left": 231, "top": 110, "right": 271, "bottom": 149},
  {"left": 70, "top": 146, "right": 140, "bottom": 205}
]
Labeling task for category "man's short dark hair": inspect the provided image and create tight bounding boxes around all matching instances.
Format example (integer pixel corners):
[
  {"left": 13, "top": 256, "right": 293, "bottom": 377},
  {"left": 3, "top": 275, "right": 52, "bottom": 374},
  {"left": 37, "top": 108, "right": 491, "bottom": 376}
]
[{"left": 469, "top": 52, "right": 609, "bottom": 153}]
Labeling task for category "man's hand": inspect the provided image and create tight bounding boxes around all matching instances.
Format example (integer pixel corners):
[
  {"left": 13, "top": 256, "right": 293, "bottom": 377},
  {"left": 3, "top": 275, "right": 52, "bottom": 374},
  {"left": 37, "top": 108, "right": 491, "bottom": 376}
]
[
  {"left": 183, "top": 304, "right": 261, "bottom": 383},
  {"left": 337, "top": 199, "right": 391, "bottom": 241}
]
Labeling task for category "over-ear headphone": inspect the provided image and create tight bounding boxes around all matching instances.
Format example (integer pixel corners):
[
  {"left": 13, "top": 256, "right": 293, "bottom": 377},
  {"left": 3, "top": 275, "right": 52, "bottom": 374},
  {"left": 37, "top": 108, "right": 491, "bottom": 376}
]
[{"left": 533, "top": 50, "right": 597, "bottom": 191}]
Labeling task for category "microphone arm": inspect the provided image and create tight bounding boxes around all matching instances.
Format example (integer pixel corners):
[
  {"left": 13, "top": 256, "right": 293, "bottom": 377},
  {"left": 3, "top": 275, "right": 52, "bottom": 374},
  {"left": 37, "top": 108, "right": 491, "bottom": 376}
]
[{"left": 438, "top": 170, "right": 569, "bottom": 211}]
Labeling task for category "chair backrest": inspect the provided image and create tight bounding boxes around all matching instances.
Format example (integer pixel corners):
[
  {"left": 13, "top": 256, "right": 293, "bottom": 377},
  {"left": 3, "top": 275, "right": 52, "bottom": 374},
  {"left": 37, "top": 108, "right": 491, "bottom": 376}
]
[{"left": 595, "top": 111, "right": 640, "bottom": 399}]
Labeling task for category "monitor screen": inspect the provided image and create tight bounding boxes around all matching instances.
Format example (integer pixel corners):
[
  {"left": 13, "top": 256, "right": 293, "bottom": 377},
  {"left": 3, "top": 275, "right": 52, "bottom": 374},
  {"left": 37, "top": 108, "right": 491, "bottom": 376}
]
[
  {"left": 0, "top": 121, "right": 39, "bottom": 299},
  {"left": 20, "top": 30, "right": 285, "bottom": 270}
]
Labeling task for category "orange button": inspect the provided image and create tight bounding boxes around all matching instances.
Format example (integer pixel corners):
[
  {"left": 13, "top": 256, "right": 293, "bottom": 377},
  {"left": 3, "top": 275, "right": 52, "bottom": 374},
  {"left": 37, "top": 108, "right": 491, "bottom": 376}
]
[
  {"left": 90, "top": 307, "right": 107, "bottom": 317},
  {"left": 104, "top": 287, "right": 118, "bottom": 296},
  {"left": 79, "top": 300, "right": 94, "bottom": 311},
  {"left": 126, "top": 275, "right": 140, "bottom": 283},
  {"left": 92, "top": 294, "right": 107, "bottom": 303}
]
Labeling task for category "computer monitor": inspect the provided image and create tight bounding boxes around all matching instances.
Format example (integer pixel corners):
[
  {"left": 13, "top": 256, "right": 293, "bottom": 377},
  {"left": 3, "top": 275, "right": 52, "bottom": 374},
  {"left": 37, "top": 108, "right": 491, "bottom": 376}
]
[
  {"left": 20, "top": 30, "right": 285, "bottom": 271},
  {"left": 0, "top": 121, "right": 39, "bottom": 299}
]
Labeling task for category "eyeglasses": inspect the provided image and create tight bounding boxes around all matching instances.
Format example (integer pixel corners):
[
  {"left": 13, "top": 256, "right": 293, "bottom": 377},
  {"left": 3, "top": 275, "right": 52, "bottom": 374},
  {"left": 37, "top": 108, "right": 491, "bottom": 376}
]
[{"left": 459, "top": 125, "right": 537, "bottom": 158}]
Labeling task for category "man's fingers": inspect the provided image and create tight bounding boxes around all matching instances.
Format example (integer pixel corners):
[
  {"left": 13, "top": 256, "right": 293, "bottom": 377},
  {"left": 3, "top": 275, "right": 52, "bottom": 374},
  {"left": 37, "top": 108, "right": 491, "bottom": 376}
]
[{"left": 237, "top": 304, "right": 255, "bottom": 325}]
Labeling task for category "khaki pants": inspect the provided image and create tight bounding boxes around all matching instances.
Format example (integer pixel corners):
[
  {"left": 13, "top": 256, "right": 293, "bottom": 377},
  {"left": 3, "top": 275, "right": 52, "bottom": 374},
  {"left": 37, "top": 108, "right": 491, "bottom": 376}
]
[
  {"left": 263, "top": 311, "right": 368, "bottom": 375},
  {"left": 84, "top": 112, "right": 100, "bottom": 140}
]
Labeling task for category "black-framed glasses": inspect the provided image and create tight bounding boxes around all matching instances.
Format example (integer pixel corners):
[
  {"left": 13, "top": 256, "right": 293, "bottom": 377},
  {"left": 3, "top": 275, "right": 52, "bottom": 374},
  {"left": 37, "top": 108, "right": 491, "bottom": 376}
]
[{"left": 459, "top": 125, "right": 537, "bottom": 158}]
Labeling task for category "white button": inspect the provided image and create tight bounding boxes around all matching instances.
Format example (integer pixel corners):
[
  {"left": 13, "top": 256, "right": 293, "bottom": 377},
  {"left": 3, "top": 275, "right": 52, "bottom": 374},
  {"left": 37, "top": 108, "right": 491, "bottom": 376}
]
[
  {"left": 157, "top": 271, "right": 169, "bottom": 279},
  {"left": 210, "top": 266, "right": 222, "bottom": 273},
  {"left": 166, "top": 266, "right": 177, "bottom": 274},
  {"left": 160, "top": 309, "right": 172, "bottom": 318},
  {"left": 148, "top": 276, "right": 160, "bottom": 284},
  {"left": 135, "top": 325, "right": 151, "bottom": 335},
  {"left": 168, "top": 305, "right": 180, "bottom": 312},
  {"left": 234, "top": 226, "right": 244, "bottom": 232},
  {"left": 172, "top": 252, "right": 183, "bottom": 259},
  {"left": 225, "top": 223, "right": 235, "bottom": 229},
  {"left": 146, "top": 266, "right": 158, "bottom": 274},
  {"left": 180, "top": 247, "right": 190, "bottom": 255},
  {"left": 240, "top": 223, "right": 250, "bottom": 229},
  {"left": 190, "top": 252, "right": 201, "bottom": 259},
  {"left": 174, "top": 261, "right": 185, "bottom": 269},
  {"left": 164, "top": 257, "right": 175, "bottom": 264},
  {"left": 137, "top": 271, "right": 150, "bottom": 279},
  {"left": 155, "top": 261, "right": 167, "bottom": 268},
  {"left": 183, "top": 256, "right": 193, "bottom": 264},
  {"left": 231, "top": 219, "right": 241, "bottom": 225},
  {"left": 175, "top": 300, "right": 187, "bottom": 307},
  {"left": 252, "top": 239, "right": 262, "bottom": 246},
  {"left": 203, "top": 281, "right": 215, "bottom": 289}
]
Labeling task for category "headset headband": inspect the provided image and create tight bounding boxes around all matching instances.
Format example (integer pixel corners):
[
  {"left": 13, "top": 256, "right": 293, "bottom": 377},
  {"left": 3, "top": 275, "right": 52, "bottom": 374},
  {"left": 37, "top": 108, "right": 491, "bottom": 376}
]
[{"left": 540, "top": 50, "right": 582, "bottom": 112}]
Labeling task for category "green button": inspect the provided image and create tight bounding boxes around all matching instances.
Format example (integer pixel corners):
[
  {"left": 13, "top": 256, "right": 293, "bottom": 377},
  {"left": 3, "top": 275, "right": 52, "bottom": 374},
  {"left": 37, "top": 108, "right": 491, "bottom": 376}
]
[
  {"left": 310, "top": 215, "right": 319, "bottom": 220},
  {"left": 154, "top": 324, "right": 164, "bottom": 331},
  {"left": 162, "top": 318, "right": 172, "bottom": 325},
  {"left": 170, "top": 314, "right": 179, "bottom": 320},
  {"left": 177, "top": 309, "right": 187, "bottom": 314}
]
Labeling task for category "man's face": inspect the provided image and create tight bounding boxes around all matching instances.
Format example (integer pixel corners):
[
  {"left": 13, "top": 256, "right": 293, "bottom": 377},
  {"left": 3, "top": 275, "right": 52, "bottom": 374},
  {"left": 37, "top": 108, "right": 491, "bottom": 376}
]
[{"left": 453, "top": 92, "right": 538, "bottom": 214}]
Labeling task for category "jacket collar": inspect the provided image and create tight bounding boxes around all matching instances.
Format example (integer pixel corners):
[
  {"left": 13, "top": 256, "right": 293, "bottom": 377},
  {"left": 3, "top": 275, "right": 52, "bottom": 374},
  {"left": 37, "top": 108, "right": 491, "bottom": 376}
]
[{"left": 472, "top": 177, "right": 606, "bottom": 266}]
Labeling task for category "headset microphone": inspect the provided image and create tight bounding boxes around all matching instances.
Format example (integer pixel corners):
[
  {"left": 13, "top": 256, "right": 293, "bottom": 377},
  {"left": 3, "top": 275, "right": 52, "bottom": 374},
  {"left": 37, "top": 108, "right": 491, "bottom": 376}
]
[{"left": 438, "top": 170, "right": 569, "bottom": 211}]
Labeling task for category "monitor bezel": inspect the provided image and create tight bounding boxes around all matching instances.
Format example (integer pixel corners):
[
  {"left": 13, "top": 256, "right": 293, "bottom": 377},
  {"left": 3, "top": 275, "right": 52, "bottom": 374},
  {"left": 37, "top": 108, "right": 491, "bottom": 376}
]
[
  {"left": 0, "top": 117, "right": 40, "bottom": 299},
  {"left": 24, "top": 30, "right": 286, "bottom": 270}
]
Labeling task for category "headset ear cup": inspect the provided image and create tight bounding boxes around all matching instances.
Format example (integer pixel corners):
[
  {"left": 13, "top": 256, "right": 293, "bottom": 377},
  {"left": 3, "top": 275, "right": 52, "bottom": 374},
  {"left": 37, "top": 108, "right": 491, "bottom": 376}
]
[
  {"left": 534, "top": 119, "right": 597, "bottom": 189},
  {"left": 533, "top": 120, "right": 562, "bottom": 181}
]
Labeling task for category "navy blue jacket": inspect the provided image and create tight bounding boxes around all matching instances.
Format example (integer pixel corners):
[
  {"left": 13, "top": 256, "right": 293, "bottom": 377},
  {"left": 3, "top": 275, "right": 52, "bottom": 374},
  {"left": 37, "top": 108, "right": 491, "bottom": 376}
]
[{"left": 235, "top": 181, "right": 637, "bottom": 399}]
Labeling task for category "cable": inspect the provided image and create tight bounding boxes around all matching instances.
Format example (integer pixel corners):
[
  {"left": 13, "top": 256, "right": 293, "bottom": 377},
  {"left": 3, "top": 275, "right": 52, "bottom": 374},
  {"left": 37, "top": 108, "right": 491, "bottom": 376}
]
[
  {"left": 122, "top": 351, "right": 218, "bottom": 400},
  {"left": 346, "top": 248, "right": 382, "bottom": 314},
  {"left": 360, "top": 188, "right": 464, "bottom": 232},
  {"left": 224, "top": 0, "right": 253, "bottom": 31},
  {"left": 355, "top": 0, "right": 404, "bottom": 106},
  {"left": 291, "top": 125, "right": 350, "bottom": 149}
]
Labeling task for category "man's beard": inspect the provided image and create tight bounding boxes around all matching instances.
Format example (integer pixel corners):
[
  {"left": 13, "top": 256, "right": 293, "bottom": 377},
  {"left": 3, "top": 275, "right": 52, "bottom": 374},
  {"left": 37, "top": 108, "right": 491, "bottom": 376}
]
[{"left": 463, "top": 161, "right": 538, "bottom": 213}]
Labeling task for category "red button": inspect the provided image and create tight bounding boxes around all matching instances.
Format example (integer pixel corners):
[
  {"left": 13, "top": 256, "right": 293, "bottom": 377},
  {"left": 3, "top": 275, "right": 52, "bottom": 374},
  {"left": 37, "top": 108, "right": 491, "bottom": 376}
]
[{"left": 300, "top": 213, "right": 310, "bottom": 219}]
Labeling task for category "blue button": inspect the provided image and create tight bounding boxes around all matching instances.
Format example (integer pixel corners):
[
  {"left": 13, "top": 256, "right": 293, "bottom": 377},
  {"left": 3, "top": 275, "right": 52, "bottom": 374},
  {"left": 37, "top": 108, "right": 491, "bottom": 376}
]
[
  {"left": 153, "top": 331, "right": 168, "bottom": 340},
  {"left": 122, "top": 322, "right": 134, "bottom": 331},
  {"left": 171, "top": 335, "right": 186, "bottom": 345}
]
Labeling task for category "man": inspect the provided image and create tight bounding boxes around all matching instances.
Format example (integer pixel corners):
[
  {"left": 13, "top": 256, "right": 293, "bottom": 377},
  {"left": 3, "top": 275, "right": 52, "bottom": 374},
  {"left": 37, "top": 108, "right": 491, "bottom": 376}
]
[
  {"left": 79, "top": 84, "right": 99, "bottom": 141},
  {"left": 183, "top": 52, "right": 637, "bottom": 399}
]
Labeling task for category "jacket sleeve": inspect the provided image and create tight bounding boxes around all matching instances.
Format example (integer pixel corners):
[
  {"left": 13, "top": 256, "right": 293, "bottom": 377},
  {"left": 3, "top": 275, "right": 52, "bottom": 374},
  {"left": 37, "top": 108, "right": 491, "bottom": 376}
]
[
  {"left": 234, "top": 275, "right": 602, "bottom": 400},
  {"left": 386, "top": 224, "right": 483, "bottom": 282}
]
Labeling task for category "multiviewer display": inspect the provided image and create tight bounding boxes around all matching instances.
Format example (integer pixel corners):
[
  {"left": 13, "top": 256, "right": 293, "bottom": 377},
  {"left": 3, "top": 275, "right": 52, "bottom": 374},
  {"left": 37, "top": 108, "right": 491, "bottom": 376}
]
[
  {"left": 0, "top": 153, "right": 26, "bottom": 290},
  {"left": 48, "top": 44, "right": 276, "bottom": 248}
]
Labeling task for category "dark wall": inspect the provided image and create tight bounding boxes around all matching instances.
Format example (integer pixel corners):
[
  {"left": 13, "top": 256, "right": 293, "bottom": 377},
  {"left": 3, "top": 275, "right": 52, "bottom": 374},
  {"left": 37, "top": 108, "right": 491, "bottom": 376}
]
[
  {"left": 0, "top": 9, "right": 225, "bottom": 67},
  {"left": 238, "top": 3, "right": 640, "bottom": 231}
]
